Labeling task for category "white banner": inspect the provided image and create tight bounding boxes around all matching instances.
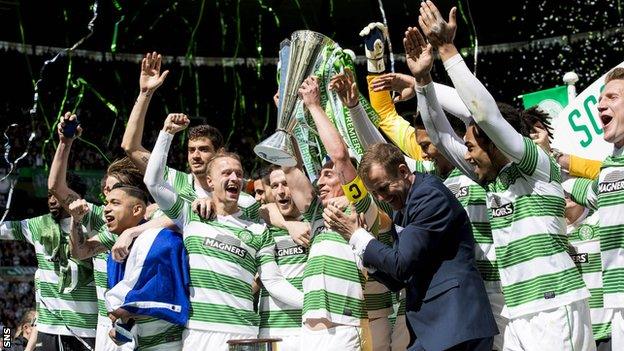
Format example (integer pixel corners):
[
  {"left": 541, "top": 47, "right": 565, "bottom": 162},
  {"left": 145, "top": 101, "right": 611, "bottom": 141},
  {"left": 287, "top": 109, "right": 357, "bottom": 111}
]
[{"left": 551, "top": 61, "right": 624, "bottom": 160}]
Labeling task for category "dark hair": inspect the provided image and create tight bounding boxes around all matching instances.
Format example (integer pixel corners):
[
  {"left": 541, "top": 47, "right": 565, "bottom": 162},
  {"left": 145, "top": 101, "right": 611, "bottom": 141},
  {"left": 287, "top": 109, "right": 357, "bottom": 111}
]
[
  {"left": 110, "top": 183, "right": 149, "bottom": 204},
  {"left": 67, "top": 172, "right": 87, "bottom": 197},
  {"left": 605, "top": 67, "right": 624, "bottom": 84},
  {"left": 321, "top": 156, "right": 359, "bottom": 171},
  {"left": 107, "top": 157, "right": 140, "bottom": 174},
  {"left": 263, "top": 165, "right": 281, "bottom": 185},
  {"left": 189, "top": 124, "right": 224, "bottom": 150},
  {"left": 413, "top": 112, "right": 466, "bottom": 137},
  {"left": 358, "top": 143, "right": 406, "bottom": 185},
  {"left": 472, "top": 102, "right": 551, "bottom": 143},
  {"left": 521, "top": 106, "right": 553, "bottom": 140}
]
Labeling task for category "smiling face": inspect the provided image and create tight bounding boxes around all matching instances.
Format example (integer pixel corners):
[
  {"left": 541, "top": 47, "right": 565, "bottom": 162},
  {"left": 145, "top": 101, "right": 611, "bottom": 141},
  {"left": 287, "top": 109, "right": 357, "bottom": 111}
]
[
  {"left": 269, "top": 168, "right": 299, "bottom": 219},
  {"left": 207, "top": 156, "right": 244, "bottom": 208},
  {"left": 363, "top": 162, "right": 412, "bottom": 211},
  {"left": 103, "top": 188, "right": 146, "bottom": 235},
  {"left": 187, "top": 137, "right": 217, "bottom": 176},
  {"left": 317, "top": 163, "right": 344, "bottom": 207},
  {"left": 598, "top": 78, "right": 624, "bottom": 148},
  {"left": 464, "top": 125, "right": 498, "bottom": 186}
]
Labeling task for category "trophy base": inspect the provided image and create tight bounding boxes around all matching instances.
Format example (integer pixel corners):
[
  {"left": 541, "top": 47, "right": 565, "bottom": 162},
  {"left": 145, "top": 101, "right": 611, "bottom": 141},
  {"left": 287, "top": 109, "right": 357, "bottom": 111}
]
[{"left": 254, "top": 144, "right": 297, "bottom": 167}]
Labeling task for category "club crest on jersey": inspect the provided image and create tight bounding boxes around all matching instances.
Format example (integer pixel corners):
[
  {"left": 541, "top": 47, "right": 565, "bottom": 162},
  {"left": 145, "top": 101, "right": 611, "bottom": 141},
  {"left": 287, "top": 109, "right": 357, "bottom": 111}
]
[
  {"left": 599, "top": 170, "right": 624, "bottom": 194},
  {"left": 491, "top": 203, "right": 514, "bottom": 218},
  {"left": 578, "top": 225, "right": 595, "bottom": 241},
  {"left": 204, "top": 235, "right": 248, "bottom": 258},
  {"left": 238, "top": 229, "right": 253, "bottom": 244}
]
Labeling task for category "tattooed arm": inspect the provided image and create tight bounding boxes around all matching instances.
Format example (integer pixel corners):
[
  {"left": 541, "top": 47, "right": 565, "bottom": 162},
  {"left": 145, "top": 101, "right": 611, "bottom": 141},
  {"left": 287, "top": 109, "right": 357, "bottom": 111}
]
[
  {"left": 121, "top": 52, "right": 169, "bottom": 174},
  {"left": 48, "top": 112, "right": 82, "bottom": 211},
  {"left": 68, "top": 199, "right": 108, "bottom": 259}
]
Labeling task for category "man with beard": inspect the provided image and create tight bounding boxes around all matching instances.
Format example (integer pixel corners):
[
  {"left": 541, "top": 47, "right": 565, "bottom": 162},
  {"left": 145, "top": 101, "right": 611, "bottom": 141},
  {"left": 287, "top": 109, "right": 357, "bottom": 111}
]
[
  {"left": 68, "top": 185, "right": 189, "bottom": 351},
  {"left": 144, "top": 113, "right": 302, "bottom": 350},
  {"left": 280, "top": 75, "right": 388, "bottom": 351},
  {"left": 1, "top": 174, "right": 98, "bottom": 351},
  {"left": 257, "top": 166, "right": 307, "bottom": 350},
  {"left": 414, "top": 1, "right": 593, "bottom": 349},
  {"left": 120, "top": 51, "right": 259, "bottom": 222}
]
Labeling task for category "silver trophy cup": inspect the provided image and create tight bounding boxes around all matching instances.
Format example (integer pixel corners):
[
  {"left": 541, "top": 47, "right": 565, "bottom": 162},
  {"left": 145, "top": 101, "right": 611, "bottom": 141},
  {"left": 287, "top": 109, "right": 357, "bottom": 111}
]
[{"left": 254, "top": 30, "right": 335, "bottom": 166}]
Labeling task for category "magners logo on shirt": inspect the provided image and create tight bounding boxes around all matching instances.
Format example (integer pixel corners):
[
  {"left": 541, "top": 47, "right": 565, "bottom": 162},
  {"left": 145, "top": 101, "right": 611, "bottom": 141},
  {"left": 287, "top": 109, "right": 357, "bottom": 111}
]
[
  {"left": 456, "top": 186, "right": 469, "bottom": 198},
  {"left": 276, "top": 240, "right": 305, "bottom": 257},
  {"left": 600, "top": 171, "right": 624, "bottom": 194},
  {"left": 204, "top": 235, "right": 248, "bottom": 258},
  {"left": 491, "top": 203, "right": 514, "bottom": 218}
]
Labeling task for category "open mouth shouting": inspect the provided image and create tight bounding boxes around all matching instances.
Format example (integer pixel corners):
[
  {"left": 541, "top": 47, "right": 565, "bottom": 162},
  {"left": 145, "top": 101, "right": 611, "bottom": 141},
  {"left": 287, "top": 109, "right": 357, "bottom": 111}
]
[
  {"left": 225, "top": 183, "right": 240, "bottom": 198},
  {"left": 601, "top": 113, "right": 613, "bottom": 129}
]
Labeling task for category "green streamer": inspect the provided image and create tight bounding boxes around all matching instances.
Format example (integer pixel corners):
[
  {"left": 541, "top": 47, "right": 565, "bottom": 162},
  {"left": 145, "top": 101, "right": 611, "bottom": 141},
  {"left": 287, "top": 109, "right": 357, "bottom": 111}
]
[
  {"left": 292, "top": 0, "right": 310, "bottom": 29},
  {"left": 256, "top": 0, "right": 280, "bottom": 27}
]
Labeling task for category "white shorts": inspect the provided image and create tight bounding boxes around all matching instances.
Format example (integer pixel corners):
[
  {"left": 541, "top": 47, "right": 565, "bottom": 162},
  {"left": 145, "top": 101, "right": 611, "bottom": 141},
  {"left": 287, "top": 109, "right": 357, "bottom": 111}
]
[
  {"left": 182, "top": 329, "right": 256, "bottom": 351},
  {"left": 95, "top": 322, "right": 134, "bottom": 351},
  {"left": 300, "top": 325, "right": 362, "bottom": 351},
  {"left": 611, "top": 309, "right": 624, "bottom": 349},
  {"left": 503, "top": 299, "right": 596, "bottom": 351},
  {"left": 390, "top": 315, "right": 409, "bottom": 351},
  {"left": 488, "top": 291, "right": 509, "bottom": 351},
  {"left": 369, "top": 317, "right": 391, "bottom": 351}
]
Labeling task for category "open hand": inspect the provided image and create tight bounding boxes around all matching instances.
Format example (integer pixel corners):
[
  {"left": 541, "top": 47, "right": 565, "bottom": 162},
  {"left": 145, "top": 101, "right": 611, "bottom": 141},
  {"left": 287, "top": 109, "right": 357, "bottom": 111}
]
[
  {"left": 323, "top": 204, "right": 367, "bottom": 241},
  {"left": 298, "top": 76, "right": 321, "bottom": 108},
  {"left": 140, "top": 51, "right": 169, "bottom": 93},
  {"left": 329, "top": 68, "right": 359, "bottom": 108},
  {"left": 403, "top": 27, "right": 434, "bottom": 85},
  {"left": 192, "top": 197, "right": 215, "bottom": 220},
  {"left": 418, "top": 1, "right": 457, "bottom": 48},
  {"left": 370, "top": 73, "right": 417, "bottom": 103}
]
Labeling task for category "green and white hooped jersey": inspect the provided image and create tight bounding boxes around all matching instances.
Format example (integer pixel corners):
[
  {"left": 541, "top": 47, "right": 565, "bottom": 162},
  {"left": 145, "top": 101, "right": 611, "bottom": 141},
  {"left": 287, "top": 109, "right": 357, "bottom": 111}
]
[
  {"left": 567, "top": 212, "right": 613, "bottom": 341},
  {"left": 486, "top": 138, "right": 588, "bottom": 319},
  {"left": 364, "top": 230, "right": 394, "bottom": 319},
  {"left": 81, "top": 203, "right": 117, "bottom": 327},
  {"left": 569, "top": 152, "right": 624, "bottom": 309},
  {"left": 164, "top": 166, "right": 261, "bottom": 222},
  {"left": 165, "top": 197, "right": 274, "bottom": 335},
  {"left": 444, "top": 169, "right": 500, "bottom": 291},
  {"left": 259, "top": 227, "right": 307, "bottom": 337},
  {"left": 302, "top": 193, "right": 379, "bottom": 326},
  {"left": 2, "top": 215, "right": 98, "bottom": 337}
]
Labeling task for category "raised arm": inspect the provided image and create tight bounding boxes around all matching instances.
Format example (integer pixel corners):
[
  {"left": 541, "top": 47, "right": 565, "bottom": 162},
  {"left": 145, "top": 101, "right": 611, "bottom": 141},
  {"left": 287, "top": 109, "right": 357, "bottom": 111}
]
[
  {"left": 300, "top": 76, "right": 357, "bottom": 183},
  {"left": 402, "top": 27, "right": 476, "bottom": 179},
  {"left": 121, "top": 52, "right": 169, "bottom": 174},
  {"left": 48, "top": 112, "right": 83, "bottom": 211},
  {"left": 370, "top": 72, "right": 472, "bottom": 125},
  {"left": 330, "top": 68, "right": 386, "bottom": 148},
  {"left": 144, "top": 114, "right": 189, "bottom": 225},
  {"left": 67, "top": 199, "right": 107, "bottom": 260},
  {"left": 419, "top": 1, "right": 525, "bottom": 162}
]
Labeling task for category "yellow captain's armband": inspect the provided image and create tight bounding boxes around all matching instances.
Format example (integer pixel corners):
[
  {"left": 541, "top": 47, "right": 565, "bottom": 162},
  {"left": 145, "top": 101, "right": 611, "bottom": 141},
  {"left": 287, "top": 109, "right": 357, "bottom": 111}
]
[{"left": 342, "top": 176, "right": 368, "bottom": 203}]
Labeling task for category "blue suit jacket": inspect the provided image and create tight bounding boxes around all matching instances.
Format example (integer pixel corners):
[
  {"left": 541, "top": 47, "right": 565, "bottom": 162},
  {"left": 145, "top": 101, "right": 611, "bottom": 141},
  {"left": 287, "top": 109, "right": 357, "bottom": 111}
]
[{"left": 364, "top": 172, "right": 498, "bottom": 351}]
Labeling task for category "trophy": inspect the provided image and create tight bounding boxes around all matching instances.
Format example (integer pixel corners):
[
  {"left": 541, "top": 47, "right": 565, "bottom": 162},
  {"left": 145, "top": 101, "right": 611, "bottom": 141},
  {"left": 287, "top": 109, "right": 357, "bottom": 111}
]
[{"left": 254, "top": 30, "right": 335, "bottom": 167}]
